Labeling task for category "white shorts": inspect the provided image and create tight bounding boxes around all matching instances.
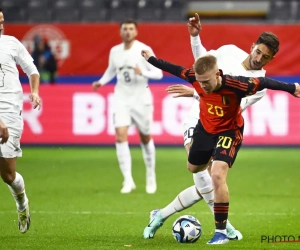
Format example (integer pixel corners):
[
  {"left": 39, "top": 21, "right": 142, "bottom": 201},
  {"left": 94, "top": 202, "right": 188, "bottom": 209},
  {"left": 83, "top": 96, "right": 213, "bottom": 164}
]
[
  {"left": 183, "top": 116, "right": 199, "bottom": 146},
  {"left": 0, "top": 114, "right": 23, "bottom": 158},
  {"left": 113, "top": 104, "right": 153, "bottom": 135}
]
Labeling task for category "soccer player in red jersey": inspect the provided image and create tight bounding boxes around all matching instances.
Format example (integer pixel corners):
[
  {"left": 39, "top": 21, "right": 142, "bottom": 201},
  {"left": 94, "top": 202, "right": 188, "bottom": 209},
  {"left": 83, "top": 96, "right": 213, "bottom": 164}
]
[{"left": 141, "top": 50, "right": 300, "bottom": 245}]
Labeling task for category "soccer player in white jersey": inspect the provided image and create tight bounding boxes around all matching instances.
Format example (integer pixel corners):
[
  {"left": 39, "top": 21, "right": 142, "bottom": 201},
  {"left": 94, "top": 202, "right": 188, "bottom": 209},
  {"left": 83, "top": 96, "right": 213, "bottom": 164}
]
[
  {"left": 143, "top": 13, "right": 280, "bottom": 241},
  {"left": 92, "top": 19, "right": 163, "bottom": 194},
  {"left": 0, "top": 9, "right": 41, "bottom": 233}
]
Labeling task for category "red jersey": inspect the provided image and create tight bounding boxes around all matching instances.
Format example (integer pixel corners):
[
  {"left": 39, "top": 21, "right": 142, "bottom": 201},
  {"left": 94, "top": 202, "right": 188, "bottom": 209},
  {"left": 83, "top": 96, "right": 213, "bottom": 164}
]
[
  {"left": 181, "top": 68, "right": 261, "bottom": 133},
  {"left": 147, "top": 56, "right": 295, "bottom": 134}
]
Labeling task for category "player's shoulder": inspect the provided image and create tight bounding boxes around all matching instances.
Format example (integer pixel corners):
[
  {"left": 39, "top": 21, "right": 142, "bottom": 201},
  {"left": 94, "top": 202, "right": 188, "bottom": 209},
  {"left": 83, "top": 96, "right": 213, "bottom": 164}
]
[
  {"left": 134, "top": 40, "right": 152, "bottom": 50},
  {"left": 110, "top": 43, "right": 123, "bottom": 53},
  {"left": 217, "top": 44, "right": 247, "bottom": 55},
  {"left": 1, "top": 35, "right": 20, "bottom": 43},
  {"left": 0, "top": 35, "right": 23, "bottom": 50}
]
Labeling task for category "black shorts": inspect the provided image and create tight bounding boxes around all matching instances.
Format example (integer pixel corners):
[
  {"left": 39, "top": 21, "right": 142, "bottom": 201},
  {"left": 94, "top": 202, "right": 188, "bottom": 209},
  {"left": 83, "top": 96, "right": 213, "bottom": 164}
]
[{"left": 188, "top": 120, "right": 244, "bottom": 167}]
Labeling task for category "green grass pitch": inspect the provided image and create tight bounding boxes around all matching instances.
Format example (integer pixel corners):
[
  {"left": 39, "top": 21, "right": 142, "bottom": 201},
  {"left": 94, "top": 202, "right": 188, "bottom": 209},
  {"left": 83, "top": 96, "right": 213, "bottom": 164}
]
[{"left": 0, "top": 147, "right": 299, "bottom": 250}]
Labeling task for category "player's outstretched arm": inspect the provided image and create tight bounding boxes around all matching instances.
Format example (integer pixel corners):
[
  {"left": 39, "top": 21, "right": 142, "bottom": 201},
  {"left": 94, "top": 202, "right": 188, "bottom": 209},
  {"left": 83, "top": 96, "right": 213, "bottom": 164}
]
[
  {"left": 141, "top": 50, "right": 196, "bottom": 84},
  {"left": 224, "top": 75, "right": 299, "bottom": 98},
  {"left": 259, "top": 79, "right": 300, "bottom": 97},
  {"left": 188, "top": 13, "right": 207, "bottom": 60},
  {"left": 166, "top": 84, "right": 195, "bottom": 98}
]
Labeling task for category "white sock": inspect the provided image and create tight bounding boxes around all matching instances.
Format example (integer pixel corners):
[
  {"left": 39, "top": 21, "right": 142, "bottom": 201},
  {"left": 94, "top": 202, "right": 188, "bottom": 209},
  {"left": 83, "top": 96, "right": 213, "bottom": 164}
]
[
  {"left": 193, "top": 170, "right": 214, "bottom": 214},
  {"left": 7, "top": 172, "right": 28, "bottom": 212},
  {"left": 116, "top": 141, "right": 132, "bottom": 183},
  {"left": 140, "top": 139, "right": 155, "bottom": 177},
  {"left": 160, "top": 186, "right": 202, "bottom": 219}
]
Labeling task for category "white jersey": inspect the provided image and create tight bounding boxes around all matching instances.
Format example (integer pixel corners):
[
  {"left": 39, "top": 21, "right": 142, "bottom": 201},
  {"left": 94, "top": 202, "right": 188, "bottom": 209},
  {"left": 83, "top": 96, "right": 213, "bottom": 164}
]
[
  {"left": 187, "top": 43, "right": 266, "bottom": 120},
  {"left": 99, "top": 40, "right": 163, "bottom": 106},
  {"left": 0, "top": 35, "right": 38, "bottom": 115}
]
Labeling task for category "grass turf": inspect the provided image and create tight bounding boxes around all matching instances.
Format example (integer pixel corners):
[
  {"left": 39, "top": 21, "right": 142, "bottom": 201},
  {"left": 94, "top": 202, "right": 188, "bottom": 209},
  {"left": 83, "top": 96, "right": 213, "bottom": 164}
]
[{"left": 0, "top": 147, "right": 299, "bottom": 250}]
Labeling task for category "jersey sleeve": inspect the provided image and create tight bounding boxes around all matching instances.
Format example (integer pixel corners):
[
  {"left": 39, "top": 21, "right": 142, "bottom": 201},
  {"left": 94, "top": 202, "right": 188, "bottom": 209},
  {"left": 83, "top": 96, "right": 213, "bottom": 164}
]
[
  {"left": 98, "top": 48, "right": 117, "bottom": 85},
  {"left": 147, "top": 56, "right": 196, "bottom": 84},
  {"left": 190, "top": 35, "right": 207, "bottom": 60},
  {"left": 15, "top": 39, "right": 39, "bottom": 77},
  {"left": 223, "top": 75, "right": 296, "bottom": 98}
]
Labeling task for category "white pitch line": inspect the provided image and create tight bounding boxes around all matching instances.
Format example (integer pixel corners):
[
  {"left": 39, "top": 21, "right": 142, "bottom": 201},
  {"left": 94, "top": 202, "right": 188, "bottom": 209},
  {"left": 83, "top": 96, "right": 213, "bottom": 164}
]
[{"left": 0, "top": 211, "right": 297, "bottom": 216}]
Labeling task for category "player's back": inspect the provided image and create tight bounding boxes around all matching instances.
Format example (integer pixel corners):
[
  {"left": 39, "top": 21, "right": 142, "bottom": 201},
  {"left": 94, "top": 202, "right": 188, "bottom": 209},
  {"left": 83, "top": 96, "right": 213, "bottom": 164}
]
[
  {"left": 0, "top": 35, "right": 23, "bottom": 114},
  {"left": 110, "top": 40, "right": 153, "bottom": 105},
  {"left": 210, "top": 45, "right": 265, "bottom": 77}
]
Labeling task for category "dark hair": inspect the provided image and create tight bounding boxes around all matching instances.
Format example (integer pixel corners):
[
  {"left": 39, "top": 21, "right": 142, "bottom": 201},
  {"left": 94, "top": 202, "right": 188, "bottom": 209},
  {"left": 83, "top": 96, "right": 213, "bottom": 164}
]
[
  {"left": 0, "top": 8, "right": 2, "bottom": 12},
  {"left": 194, "top": 55, "right": 217, "bottom": 75},
  {"left": 120, "top": 19, "right": 137, "bottom": 28},
  {"left": 256, "top": 32, "right": 279, "bottom": 55}
]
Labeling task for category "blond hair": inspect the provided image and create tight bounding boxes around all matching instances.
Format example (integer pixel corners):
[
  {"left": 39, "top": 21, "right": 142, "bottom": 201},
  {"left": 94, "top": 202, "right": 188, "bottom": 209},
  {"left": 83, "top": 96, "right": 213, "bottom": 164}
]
[{"left": 193, "top": 55, "right": 217, "bottom": 75}]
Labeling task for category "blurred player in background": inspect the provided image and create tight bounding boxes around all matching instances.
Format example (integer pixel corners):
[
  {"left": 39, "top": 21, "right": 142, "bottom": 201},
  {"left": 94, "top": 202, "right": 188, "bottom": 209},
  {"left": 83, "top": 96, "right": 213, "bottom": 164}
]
[
  {"left": 92, "top": 19, "right": 163, "bottom": 194},
  {"left": 0, "top": 8, "right": 41, "bottom": 233},
  {"left": 142, "top": 50, "right": 300, "bottom": 244},
  {"left": 143, "top": 13, "right": 280, "bottom": 241}
]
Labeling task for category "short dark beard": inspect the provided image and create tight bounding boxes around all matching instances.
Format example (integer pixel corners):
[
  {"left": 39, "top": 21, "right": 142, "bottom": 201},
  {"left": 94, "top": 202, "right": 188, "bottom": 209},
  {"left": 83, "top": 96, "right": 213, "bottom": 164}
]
[{"left": 248, "top": 56, "right": 263, "bottom": 70}]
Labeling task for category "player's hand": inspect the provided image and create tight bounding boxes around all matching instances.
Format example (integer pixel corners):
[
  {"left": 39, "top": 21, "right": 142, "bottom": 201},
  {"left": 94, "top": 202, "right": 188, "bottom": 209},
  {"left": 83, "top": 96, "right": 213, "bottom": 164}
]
[
  {"left": 0, "top": 119, "right": 9, "bottom": 144},
  {"left": 141, "top": 50, "right": 154, "bottom": 61},
  {"left": 92, "top": 81, "right": 102, "bottom": 91},
  {"left": 187, "top": 13, "right": 202, "bottom": 37},
  {"left": 166, "top": 84, "right": 194, "bottom": 98},
  {"left": 293, "top": 83, "right": 300, "bottom": 97},
  {"left": 134, "top": 65, "right": 143, "bottom": 76},
  {"left": 29, "top": 92, "right": 41, "bottom": 110}
]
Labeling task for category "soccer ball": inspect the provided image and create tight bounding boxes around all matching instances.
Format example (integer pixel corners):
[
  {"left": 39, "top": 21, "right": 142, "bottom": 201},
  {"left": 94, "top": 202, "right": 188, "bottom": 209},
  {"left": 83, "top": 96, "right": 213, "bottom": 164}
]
[{"left": 172, "top": 215, "right": 202, "bottom": 243}]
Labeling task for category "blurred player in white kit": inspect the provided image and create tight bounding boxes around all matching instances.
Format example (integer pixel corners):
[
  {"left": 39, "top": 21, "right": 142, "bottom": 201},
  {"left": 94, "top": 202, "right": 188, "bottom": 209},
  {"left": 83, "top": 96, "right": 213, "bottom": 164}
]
[
  {"left": 92, "top": 19, "right": 163, "bottom": 194},
  {"left": 0, "top": 8, "right": 41, "bottom": 233}
]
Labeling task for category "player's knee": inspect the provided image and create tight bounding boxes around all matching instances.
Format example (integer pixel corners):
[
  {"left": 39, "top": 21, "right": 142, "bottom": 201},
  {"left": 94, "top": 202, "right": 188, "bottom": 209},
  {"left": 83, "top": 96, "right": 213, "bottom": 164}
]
[
  {"left": 115, "top": 133, "right": 127, "bottom": 142},
  {"left": 1, "top": 171, "right": 16, "bottom": 184},
  {"left": 210, "top": 172, "right": 226, "bottom": 189},
  {"left": 187, "top": 163, "right": 206, "bottom": 173},
  {"left": 140, "top": 135, "right": 151, "bottom": 144}
]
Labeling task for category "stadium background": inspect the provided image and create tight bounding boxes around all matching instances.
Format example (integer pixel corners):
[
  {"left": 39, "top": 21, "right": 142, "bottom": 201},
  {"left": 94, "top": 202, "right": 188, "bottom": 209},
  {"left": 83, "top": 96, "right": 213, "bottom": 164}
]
[{"left": 2, "top": 0, "right": 300, "bottom": 146}]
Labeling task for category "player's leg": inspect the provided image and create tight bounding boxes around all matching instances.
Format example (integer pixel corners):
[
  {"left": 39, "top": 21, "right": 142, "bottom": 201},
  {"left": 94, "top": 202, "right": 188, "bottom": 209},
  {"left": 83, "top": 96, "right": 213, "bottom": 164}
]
[
  {"left": 0, "top": 157, "right": 30, "bottom": 234},
  {"left": 0, "top": 115, "right": 30, "bottom": 233},
  {"left": 133, "top": 104, "right": 156, "bottom": 194},
  {"left": 207, "top": 127, "right": 244, "bottom": 245},
  {"left": 157, "top": 123, "right": 208, "bottom": 218},
  {"left": 143, "top": 122, "right": 212, "bottom": 239},
  {"left": 114, "top": 105, "right": 135, "bottom": 193},
  {"left": 139, "top": 132, "right": 156, "bottom": 194}
]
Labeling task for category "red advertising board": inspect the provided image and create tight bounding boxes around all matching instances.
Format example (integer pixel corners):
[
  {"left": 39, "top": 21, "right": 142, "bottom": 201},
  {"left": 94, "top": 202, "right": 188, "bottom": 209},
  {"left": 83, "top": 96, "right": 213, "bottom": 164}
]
[
  {"left": 5, "top": 23, "right": 300, "bottom": 76},
  {"left": 21, "top": 85, "right": 300, "bottom": 145}
]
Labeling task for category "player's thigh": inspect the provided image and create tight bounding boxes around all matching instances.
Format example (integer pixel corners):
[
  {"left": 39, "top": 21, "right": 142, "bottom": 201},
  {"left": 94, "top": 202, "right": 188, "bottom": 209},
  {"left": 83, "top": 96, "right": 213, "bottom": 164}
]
[
  {"left": 113, "top": 104, "right": 131, "bottom": 128},
  {"left": 0, "top": 114, "right": 23, "bottom": 159},
  {"left": 131, "top": 104, "right": 153, "bottom": 136},
  {"left": 213, "top": 126, "right": 244, "bottom": 168},
  {"left": 0, "top": 114, "right": 22, "bottom": 179},
  {"left": 188, "top": 122, "right": 215, "bottom": 166},
  {"left": 183, "top": 117, "right": 199, "bottom": 148}
]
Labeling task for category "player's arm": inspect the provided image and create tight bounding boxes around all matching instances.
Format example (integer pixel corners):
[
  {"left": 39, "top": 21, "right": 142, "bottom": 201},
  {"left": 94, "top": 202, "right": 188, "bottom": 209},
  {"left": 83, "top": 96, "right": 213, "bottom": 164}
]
[
  {"left": 224, "top": 75, "right": 299, "bottom": 98},
  {"left": 166, "top": 84, "right": 196, "bottom": 98},
  {"left": 141, "top": 50, "right": 196, "bottom": 84},
  {"left": 15, "top": 39, "right": 41, "bottom": 109},
  {"left": 140, "top": 48, "right": 163, "bottom": 80},
  {"left": 92, "top": 49, "right": 116, "bottom": 90},
  {"left": 188, "top": 13, "right": 207, "bottom": 59}
]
